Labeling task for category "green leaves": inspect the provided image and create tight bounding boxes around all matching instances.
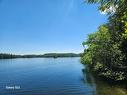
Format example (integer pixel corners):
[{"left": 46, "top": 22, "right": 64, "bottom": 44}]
[
  {"left": 81, "top": 0, "right": 127, "bottom": 81},
  {"left": 85, "top": 0, "right": 126, "bottom": 14},
  {"left": 81, "top": 24, "right": 126, "bottom": 81}
]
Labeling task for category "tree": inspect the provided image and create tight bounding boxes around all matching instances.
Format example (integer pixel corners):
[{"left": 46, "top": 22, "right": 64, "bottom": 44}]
[
  {"left": 81, "top": 0, "right": 127, "bottom": 81},
  {"left": 85, "top": 0, "right": 126, "bottom": 13}
]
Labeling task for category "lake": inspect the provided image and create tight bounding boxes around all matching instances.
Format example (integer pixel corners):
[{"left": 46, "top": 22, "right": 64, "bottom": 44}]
[{"left": 0, "top": 58, "right": 127, "bottom": 95}]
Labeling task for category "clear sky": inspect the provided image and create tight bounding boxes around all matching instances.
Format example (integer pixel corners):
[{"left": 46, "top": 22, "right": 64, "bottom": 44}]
[{"left": 0, "top": 0, "right": 107, "bottom": 54}]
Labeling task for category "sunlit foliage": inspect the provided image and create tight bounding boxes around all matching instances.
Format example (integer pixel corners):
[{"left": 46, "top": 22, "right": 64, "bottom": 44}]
[{"left": 81, "top": 0, "right": 127, "bottom": 81}]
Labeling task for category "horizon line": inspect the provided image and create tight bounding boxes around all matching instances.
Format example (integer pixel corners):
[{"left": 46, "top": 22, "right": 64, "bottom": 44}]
[{"left": 0, "top": 52, "right": 83, "bottom": 55}]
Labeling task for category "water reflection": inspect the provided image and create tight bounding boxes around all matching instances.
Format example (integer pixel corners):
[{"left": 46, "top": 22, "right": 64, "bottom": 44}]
[
  {"left": 0, "top": 58, "right": 127, "bottom": 95},
  {"left": 82, "top": 67, "right": 127, "bottom": 95}
]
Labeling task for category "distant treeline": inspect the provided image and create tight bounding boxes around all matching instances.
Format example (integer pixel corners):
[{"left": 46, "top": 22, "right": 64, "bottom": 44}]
[{"left": 0, "top": 53, "right": 81, "bottom": 59}]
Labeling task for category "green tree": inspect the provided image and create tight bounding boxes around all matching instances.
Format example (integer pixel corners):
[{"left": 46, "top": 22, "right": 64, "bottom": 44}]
[
  {"left": 81, "top": 0, "right": 127, "bottom": 81},
  {"left": 85, "top": 0, "right": 126, "bottom": 12}
]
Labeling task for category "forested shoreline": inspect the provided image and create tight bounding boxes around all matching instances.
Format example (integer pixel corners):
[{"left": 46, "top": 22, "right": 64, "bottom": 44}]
[
  {"left": 0, "top": 53, "right": 81, "bottom": 59},
  {"left": 81, "top": 0, "right": 127, "bottom": 81}
]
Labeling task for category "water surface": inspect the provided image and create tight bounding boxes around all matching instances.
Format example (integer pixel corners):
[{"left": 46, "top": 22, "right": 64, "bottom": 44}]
[{"left": 0, "top": 58, "right": 127, "bottom": 95}]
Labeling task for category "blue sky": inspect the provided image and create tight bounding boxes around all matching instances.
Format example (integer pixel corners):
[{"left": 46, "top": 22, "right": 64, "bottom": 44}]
[{"left": 0, "top": 0, "right": 107, "bottom": 54}]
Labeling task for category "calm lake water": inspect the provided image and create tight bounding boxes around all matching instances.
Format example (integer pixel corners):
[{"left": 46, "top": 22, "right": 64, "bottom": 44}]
[{"left": 0, "top": 58, "right": 127, "bottom": 95}]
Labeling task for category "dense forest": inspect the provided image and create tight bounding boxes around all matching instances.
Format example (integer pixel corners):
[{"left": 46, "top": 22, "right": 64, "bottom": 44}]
[
  {"left": 0, "top": 53, "right": 81, "bottom": 59},
  {"left": 81, "top": 0, "right": 127, "bottom": 81}
]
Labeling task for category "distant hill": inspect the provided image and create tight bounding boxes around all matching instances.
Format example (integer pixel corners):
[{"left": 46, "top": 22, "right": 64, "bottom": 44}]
[
  {"left": 0, "top": 53, "right": 81, "bottom": 59},
  {"left": 42, "top": 53, "right": 80, "bottom": 58},
  {"left": 0, "top": 53, "right": 21, "bottom": 59}
]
